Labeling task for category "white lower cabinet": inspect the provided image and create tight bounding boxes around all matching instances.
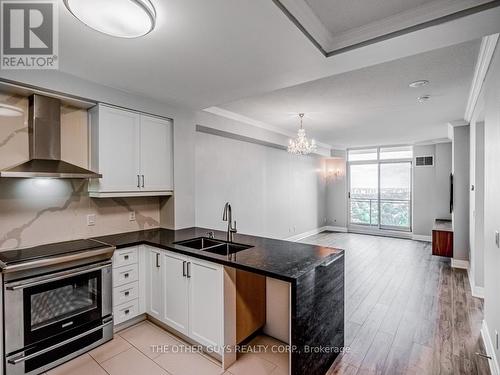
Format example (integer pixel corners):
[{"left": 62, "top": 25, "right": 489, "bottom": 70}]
[
  {"left": 188, "top": 258, "right": 223, "bottom": 348},
  {"left": 144, "top": 247, "right": 223, "bottom": 349},
  {"left": 146, "top": 247, "right": 163, "bottom": 321},
  {"left": 112, "top": 246, "right": 146, "bottom": 326},
  {"left": 162, "top": 252, "right": 189, "bottom": 335}
]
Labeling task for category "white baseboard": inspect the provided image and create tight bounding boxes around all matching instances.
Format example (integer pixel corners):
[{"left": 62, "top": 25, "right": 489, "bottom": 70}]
[
  {"left": 412, "top": 234, "right": 432, "bottom": 242},
  {"left": 473, "top": 286, "right": 485, "bottom": 298},
  {"left": 324, "top": 226, "right": 348, "bottom": 233},
  {"left": 451, "top": 259, "right": 470, "bottom": 270},
  {"left": 481, "top": 320, "right": 500, "bottom": 375},
  {"left": 285, "top": 226, "right": 328, "bottom": 242}
]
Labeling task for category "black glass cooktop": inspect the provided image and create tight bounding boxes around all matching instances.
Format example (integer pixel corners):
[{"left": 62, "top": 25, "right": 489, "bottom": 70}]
[{"left": 0, "top": 239, "right": 109, "bottom": 267}]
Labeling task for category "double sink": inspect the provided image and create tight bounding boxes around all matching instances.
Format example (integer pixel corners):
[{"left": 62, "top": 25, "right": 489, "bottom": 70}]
[{"left": 174, "top": 237, "right": 252, "bottom": 255}]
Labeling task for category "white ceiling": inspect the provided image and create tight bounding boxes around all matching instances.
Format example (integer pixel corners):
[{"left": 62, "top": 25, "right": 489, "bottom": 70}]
[
  {"left": 304, "top": 0, "right": 434, "bottom": 35},
  {"left": 276, "top": 0, "right": 496, "bottom": 53},
  {"left": 216, "top": 39, "right": 481, "bottom": 148},
  {"left": 49, "top": 0, "right": 500, "bottom": 110}
]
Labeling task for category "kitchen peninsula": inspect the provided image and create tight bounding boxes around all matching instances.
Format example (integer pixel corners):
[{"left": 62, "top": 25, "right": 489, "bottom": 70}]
[{"left": 94, "top": 227, "right": 345, "bottom": 375}]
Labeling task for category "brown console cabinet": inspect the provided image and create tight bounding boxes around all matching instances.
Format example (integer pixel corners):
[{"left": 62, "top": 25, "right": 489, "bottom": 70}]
[{"left": 432, "top": 219, "right": 453, "bottom": 257}]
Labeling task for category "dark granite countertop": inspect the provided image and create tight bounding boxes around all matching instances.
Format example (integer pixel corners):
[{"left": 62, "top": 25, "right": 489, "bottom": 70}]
[{"left": 93, "top": 227, "right": 344, "bottom": 282}]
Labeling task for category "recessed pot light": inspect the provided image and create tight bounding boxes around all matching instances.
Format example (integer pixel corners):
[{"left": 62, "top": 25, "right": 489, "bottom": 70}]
[
  {"left": 417, "top": 95, "right": 431, "bottom": 103},
  {"left": 64, "top": 0, "right": 156, "bottom": 38},
  {"left": 409, "top": 80, "right": 429, "bottom": 88}
]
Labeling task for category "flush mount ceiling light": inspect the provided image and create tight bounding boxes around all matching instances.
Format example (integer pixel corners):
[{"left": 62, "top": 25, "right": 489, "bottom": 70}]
[
  {"left": 417, "top": 95, "right": 431, "bottom": 103},
  {"left": 409, "top": 80, "right": 429, "bottom": 88},
  {"left": 64, "top": 0, "right": 156, "bottom": 38},
  {"left": 0, "top": 104, "right": 23, "bottom": 117},
  {"left": 288, "top": 113, "right": 317, "bottom": 155}
]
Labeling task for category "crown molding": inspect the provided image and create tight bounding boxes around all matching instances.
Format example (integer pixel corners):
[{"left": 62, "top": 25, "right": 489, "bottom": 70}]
[
  {"left": 464, "top": 33, "right": 499, "bottom": 122},
  {"left": 203, "top": 106, "right": 333, "bottom": 149}
]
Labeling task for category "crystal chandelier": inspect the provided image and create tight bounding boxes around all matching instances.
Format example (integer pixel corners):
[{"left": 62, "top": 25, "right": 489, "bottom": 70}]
[{"left": 287, "top": 113, "right": 316, "bottom": 155}]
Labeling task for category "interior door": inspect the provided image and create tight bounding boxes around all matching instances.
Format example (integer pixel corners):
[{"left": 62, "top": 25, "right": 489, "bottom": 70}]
[
  {"left": 163, "top": 252, "right": 189, "bottom": 335},
  {"left": 97, "top": 106, "right": 140, "bottom": 192},
  {"left": 379, "top": 162, "right": 412, "bottom": 231},
  {"left": 139, "top": 115, "right": 173, "bottom": 191},
  {"left": 146, "top": 248, "right": 162, "bottom": 320},
  {"left": 349, "top": 163, "right": 379, "bottom": 227}
]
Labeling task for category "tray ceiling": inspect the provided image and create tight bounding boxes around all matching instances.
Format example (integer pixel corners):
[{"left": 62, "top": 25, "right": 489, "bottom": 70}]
[{"left": 273, "top": 0, "right": 500, "bottom": 55}]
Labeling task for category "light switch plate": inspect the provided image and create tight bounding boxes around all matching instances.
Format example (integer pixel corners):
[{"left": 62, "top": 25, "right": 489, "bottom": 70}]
[
  {"left": 129, "top": 211, "right": 136, "bottom": 221},
  {"left": 87, "top": 214, "right": 96, "bottom": 226},
  {"left": 495, "top": 231, "right": 500, "bottom": 248}
]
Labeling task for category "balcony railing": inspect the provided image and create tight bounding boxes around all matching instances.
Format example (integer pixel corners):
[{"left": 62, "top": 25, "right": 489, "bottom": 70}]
[{"left": 350, "top": 198, "right": 410, "bottom": 229}]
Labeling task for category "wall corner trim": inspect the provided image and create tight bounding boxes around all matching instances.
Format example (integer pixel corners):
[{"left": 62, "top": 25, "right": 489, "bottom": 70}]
[
  {"left": 481, "top": 320, "right": 500, "bottom": 375},
  {"left": 465, "top": 33, "right": 500, "bottom": 122},
  {"left": 451, "top": 258, "right": 470, "bottom": 269}
]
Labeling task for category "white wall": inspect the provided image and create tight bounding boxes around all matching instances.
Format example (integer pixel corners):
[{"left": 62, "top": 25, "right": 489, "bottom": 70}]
[
  {"left": 451, "top": 125, "right": 470, "bottom": 261},
  {"left": 411, "top": 143, "right": 452, "bottom": 237},
  {"left": 479, "top": 42, "right": 500, "bottom": 369},
  {"left": 469, "top": 121, "right": 485, "bottom": 293},
  {"left": 194, "top": 130, "right": 326, "bottom": 239},
  {"left": 325, "top": 155, "right": 347, "bottom": 228}
]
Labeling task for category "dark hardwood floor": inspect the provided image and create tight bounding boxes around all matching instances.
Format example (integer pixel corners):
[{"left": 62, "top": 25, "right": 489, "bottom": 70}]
[{"left": 302, "top": 231, "right": 490, "bottom": 375}]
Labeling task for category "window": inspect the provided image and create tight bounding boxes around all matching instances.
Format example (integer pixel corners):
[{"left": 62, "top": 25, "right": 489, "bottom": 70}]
[
  {"left": 380, "top": 146, "right": 413, "bottom": 160},
  {"left": 348, "top": 148, "right": 377, "bottom": 161},
  {"left": 348, "top": 146, "right": 412, "bottom": 232}
]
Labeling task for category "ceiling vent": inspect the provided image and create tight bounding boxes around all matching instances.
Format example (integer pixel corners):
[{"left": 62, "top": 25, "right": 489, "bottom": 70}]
[{"left": 415, "top": 155, "right": 434, "bottom": 167}]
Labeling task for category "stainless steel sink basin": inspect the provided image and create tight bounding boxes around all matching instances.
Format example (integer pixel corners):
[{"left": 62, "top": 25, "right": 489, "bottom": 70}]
[
  {"left": 203, "top": 242, "right": 252, "bottom": 255},
  {"left": 174, "top": 237, "right": 224, "bottom": 250},
  {"left": 174, "top": 237, "right": 252, "bottom": 255}
]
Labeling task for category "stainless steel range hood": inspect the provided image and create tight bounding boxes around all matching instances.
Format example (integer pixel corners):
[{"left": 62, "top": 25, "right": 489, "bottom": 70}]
[{"left": 0, "top": 94, "right": 102, "bottom": 178}]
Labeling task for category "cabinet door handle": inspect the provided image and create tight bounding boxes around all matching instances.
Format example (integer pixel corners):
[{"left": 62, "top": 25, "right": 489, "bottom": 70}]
[
  {"left": 156, "top": 253, "right": 160, "bottom": 268},
  {"left": 137, "top": 175, "right": 140, "bottom": 188},
  {"left": 141, "top": 175, "right": 145, "bottom": 188},
  {"left": 182, "top": 261, "right": 186, "bottom": 277},
  {"left": 186, "top": 262, "right": 191, "bottom": 278}
]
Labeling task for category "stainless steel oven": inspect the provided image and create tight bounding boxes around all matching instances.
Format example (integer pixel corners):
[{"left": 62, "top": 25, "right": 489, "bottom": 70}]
[{"left": 3, "top": 261, "right": 113, "bottom": 375}]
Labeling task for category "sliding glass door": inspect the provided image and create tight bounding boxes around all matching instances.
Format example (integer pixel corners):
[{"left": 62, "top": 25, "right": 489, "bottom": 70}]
[
  {"left": 349, "top": 164, "right": 378, "bottom": 227},
  {"left": 379, "top": 162, "right": 411, "bottom": 231},
  {"left": 348, "top": 147, "right": 412, "bottom": 232}
]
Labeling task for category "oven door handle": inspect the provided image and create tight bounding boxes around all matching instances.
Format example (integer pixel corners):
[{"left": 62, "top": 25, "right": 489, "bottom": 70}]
[
  {"left": 5, "top": 263, "right": 111, "bottom": 291},
  {"left": 7, "top": 319, "right": 113, "bottom": 365}
]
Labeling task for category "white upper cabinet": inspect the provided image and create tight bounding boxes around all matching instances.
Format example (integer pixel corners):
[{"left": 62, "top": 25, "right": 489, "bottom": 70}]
[
  {"left": 140, "top": 115, "right": 173, "bottom": 191},
  {"left": 89, "top": 104, "right": 173, "bottom": 197}
]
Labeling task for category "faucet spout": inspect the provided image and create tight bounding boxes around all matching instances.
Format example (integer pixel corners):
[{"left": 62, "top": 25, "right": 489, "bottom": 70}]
[{"left": 222, "top": 202, "right": 237, "bottom": 242}]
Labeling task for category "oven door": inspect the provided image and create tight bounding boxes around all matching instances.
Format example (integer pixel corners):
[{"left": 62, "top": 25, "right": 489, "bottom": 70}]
[{"left": 4, "top": 261, "right": 112, "bottom": 355}]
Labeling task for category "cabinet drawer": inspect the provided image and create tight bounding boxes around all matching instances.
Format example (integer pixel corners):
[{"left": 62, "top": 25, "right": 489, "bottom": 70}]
[
  {"left": 114, "top": 299, "right": 139, "bottom": 325},
  {"left": 113, "top": 247, "right": 138, "bottom": 268},
  {"left": 113, "top": 281, "right": 139, "bottom": 307},
  {"left": 113, "top": 264, "right": 139, "bottom": 287}
]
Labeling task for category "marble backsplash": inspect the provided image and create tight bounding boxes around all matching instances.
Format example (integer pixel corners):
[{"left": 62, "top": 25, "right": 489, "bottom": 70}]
[{"left": 0, "top": 93, "right": 160, "bottom": 250}]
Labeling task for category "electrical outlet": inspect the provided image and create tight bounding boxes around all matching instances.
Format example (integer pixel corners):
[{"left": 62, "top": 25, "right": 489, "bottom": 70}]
[
  {"left": 495, "top": 231, "right": 500, "bottom": 248},
  {"left": 87, "top": 214, "right": 96, "bottom": 226},
  {"left": 129, "top": 211, "right": 136, "bottom": 221}
]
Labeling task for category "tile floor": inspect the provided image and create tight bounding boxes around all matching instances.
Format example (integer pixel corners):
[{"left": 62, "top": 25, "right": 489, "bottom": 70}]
[{"left": 44, "top": 321, "right": 289, "bottom": 375}]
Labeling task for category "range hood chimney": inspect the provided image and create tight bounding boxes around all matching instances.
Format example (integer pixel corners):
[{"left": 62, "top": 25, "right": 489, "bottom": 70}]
[{"left": 0, "top": 94, "right": 102, "bottom": 178}]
